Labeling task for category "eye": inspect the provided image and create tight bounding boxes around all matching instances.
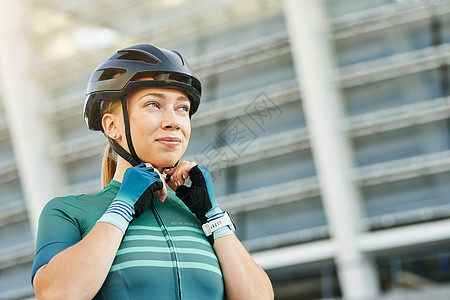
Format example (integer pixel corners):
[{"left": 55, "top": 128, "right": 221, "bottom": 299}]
[
  {"left": 144, "top": 101, "right": 159, "bottom": 108},
  {"left": 178, "top": 105, "right": 190, "bottom": 112}
]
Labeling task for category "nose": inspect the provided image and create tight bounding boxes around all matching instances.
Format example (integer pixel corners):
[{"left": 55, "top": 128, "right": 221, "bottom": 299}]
[{"left": 161, "top": 108, "right": 181, "bottom": 130}]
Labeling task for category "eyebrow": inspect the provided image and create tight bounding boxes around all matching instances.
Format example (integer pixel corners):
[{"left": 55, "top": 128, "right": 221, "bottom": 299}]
[{"left": 138, "top": 92, "right": 190, "bottom": 102}]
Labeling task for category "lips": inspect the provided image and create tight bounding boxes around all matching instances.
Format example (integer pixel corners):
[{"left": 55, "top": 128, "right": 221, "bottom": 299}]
[
  {"left": 156, "top": 137, "right": 182, "bottom": 147},
  {"left": 156, "top": 137, "right": 181, "bottom": 142}
]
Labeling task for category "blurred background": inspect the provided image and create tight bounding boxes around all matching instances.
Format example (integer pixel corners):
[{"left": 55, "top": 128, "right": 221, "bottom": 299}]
[{"left": 0, "top": 0, "right": 449, "bottom": 299}]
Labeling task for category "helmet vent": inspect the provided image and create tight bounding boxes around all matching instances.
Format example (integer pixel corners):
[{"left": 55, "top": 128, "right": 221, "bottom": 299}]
[
  {"left": 98, "top": 68, "right": 126, "bottom": 81},
  {"left": 129, "top": 71, "right": 191, "bottom": 85},
  {"left": 117, "top": 50, "right": 159, "bottom": 64}
]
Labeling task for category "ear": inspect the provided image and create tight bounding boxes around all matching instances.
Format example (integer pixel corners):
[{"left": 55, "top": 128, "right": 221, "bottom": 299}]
[{"left": 102, "top": 113, "right": 121, "bottom": 139}]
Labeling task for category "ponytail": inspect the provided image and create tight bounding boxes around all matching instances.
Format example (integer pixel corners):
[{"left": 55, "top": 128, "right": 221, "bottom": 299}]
[
  {"left": 99, "top": 97, "right": 121, "bottom": 188},
  {"left": 101, "top": 140, "right": 117, "bottom": 188}
]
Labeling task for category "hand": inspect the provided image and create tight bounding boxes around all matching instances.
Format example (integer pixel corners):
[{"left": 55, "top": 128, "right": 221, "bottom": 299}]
[
  {"left": 164, "top": 160, "right": 197, "bottom": 190},
  {"left": 116, "top": 163, "right": 166, "bottom": 218},
  {"left": 164, "top": 161, "right": 220, "bottom": 224},
  {"left": 98, "top": 163, "right": 166, "bottom": 233}
]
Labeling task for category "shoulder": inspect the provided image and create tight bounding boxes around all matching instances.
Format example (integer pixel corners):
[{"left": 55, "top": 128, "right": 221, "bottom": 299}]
[
  {"left": 38, "top": 186, "right": 117, "bottom": 236},
  {"left": 41, "top": 194, "right": 83, "bottom": 213},
  {"left": 42, "top": 183, "right": 118, "bottom": 213},
  {"left": 39, "top": 185, "right": 116, "bottom": 222},
  {"left": 38, "top": 195, "right": 88, "bottom": 228}
]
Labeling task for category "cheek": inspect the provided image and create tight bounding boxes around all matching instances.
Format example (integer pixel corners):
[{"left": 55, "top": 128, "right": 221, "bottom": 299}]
[
  {"left": 132, "top": 113, "right": 158, "bottom": 135},
  {"left": 115, "top": 118, "right": 126, "bottom": 136},
  {"left": 183, "top": 121, "right": 191, "bottom": 141}
]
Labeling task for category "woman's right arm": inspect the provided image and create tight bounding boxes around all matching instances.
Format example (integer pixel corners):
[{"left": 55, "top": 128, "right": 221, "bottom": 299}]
[
  {"left": 33, "top": 163, "right": 166, "bottom": 300},
  {"left": 33, "top": 222, "right": 123, "bottom": 300}
]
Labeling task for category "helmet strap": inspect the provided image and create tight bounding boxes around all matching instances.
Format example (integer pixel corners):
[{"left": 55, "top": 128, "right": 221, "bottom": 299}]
[
  {"left": 107, "top": 95, "right": 142, "bottom": 167},
  {"left": 120, "top": 95, "right": 142, "bottom": 164},
  {"left": 108, "top": 137, "right": 140, "bottom": 167}
]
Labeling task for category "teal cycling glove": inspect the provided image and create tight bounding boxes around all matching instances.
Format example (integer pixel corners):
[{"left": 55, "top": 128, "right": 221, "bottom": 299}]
[{"left": 98, "top": 163, "right": 163, "bottom": 233}]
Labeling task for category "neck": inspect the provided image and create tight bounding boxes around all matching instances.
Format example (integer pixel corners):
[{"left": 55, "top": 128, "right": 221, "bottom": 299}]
[{"left": 112, "top": 157, "right": 165, "bottom": 183}]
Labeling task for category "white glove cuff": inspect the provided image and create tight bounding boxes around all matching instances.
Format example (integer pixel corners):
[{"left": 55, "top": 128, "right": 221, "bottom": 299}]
[{"left": 202, "top": 212, "right": 235, "bottom": 237}]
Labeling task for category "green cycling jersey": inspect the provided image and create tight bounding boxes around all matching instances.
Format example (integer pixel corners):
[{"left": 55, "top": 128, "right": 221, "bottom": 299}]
[{"left": 31, "top": 180, "right": 225, "bottom": 299}]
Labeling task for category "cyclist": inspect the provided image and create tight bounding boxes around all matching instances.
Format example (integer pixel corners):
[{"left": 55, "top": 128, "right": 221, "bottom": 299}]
[{"left": 31, "top": 44, "right": 273, "bottom": 299}]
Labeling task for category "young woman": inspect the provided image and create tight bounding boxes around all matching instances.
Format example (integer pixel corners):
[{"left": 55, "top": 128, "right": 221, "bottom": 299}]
[{"left": 31, "top": 44, "right": 273, "bottom": 299}]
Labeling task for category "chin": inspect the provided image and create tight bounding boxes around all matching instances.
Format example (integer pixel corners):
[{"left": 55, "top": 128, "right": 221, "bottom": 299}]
[{"left": 147, "top": 157, "right": 181, "bottom": 169}]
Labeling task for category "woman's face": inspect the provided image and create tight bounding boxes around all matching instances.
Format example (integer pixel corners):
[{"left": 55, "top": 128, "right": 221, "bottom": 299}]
[{"left": 120, "top": 86, "right": 192, "bottom": 168}]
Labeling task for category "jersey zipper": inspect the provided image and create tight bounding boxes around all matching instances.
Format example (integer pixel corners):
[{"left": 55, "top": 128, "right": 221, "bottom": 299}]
[{"left": 150, "top": 199, "right": 183, "bottom": 300}]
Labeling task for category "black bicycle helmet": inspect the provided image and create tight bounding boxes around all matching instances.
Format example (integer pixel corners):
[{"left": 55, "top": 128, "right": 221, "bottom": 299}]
[
  {"left": 83, "top": 43, "right": 202, "bottom": 166},
  {"left": 84, "top": 43, "right": 201, "bottom": 131}
]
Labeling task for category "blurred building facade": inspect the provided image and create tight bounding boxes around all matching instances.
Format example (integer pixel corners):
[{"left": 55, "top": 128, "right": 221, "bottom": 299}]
[{"left": 0, "top": 0, "right": 449, "bottom": 299}]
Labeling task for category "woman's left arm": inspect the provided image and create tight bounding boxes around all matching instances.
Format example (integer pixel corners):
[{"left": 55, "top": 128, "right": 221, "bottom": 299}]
[
  {"left": 165, "top": 161, "right": 274, "bottom": 299},
  {"left": 213, "top": 234, "right": 274, "bottom": 300}
]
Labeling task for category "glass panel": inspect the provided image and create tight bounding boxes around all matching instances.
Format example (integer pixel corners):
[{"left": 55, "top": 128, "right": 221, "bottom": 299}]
[
  {"left": 235, "top": 149, "right": 316, "bottom": 194},
  {"left": 65, "top": 155, "right": 102, "bottom": 186},
  {"left": 0, "top": 138, "right": 14, "bottom": 161},
  {"left": 0, "top": 262, "right": 33, "bottom": 299},
  {"left": 0, "top": 179, "right": 24, "bottom": 208},
  {"left": 164, "top": 14, "right": 286, "bottom": 60},
  {"left": 354, "top": 120, "right": 449, "bottom": 167},
  {"left": 198, "top": 14, "right": 286, "bottom": 55},
  {"left": 0, "top": 219, "right": 32, "bottom": 252},
  {"left": 364, "top": 171, "right": 450, "bottom": 218},
  {"left": 46, "top": 76, "right": 89, "bottom": 101},
  {"left": 209, "top": 166, "right": 228, "bottom": 198},
  {"left": 335, "top": 30, "right": 392, "bottom": 67},
  {"left": 326, "top": 0, "right": 398, "bottom": 18},
  {"left": 268, "top": 262, "right": 341, "bottom": 300},
  {"left": 235, "top": 98, "right": 305, "bottom": 139},
  {"left": 183, "top": 123, "right": 218, "bottom": 157},
  {"left": 56, "top": 113, "right": 98, "bottom": 142},
  {"left": 0, "top": 96, "right": 4, "bottom": 118},
  {"left": 440, "top": 13, "right": 450, "bottom": 44},
  {"left": 237, "top": 196, "right": 326, "bottom": 241},
  {"left": 208, "top": 53, "right": 295, "bottom": 101},
  {"left": 206, "top": 98, "right": 305, "bottom": 146},
  {"left": 376, "top": 244, "right": 450, "bottom": 297},
  {"left": 335, "top": 20, "right": 432, "bottom": 68},
  {"left": 344, "top": 69, "right": 442, "bottom": 117}
]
